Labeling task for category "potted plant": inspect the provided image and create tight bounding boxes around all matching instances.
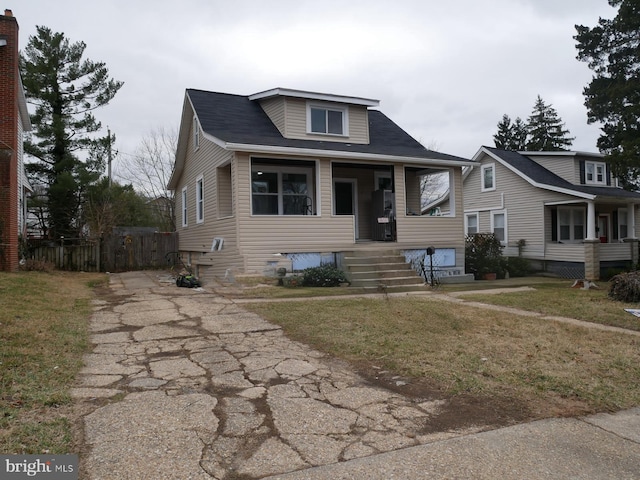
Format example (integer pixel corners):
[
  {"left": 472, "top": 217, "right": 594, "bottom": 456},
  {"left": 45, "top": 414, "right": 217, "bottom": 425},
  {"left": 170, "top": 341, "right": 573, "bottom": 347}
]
[{"left": 465, "top": 233, "right": 505, "bottom": 280}]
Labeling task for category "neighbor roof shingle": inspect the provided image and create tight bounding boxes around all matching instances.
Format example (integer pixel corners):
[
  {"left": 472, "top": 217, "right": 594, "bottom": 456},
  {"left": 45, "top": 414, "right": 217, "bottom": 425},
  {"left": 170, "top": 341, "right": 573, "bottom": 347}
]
[{"left": 484, "top": 146, "right": 640, "bottom": 200}]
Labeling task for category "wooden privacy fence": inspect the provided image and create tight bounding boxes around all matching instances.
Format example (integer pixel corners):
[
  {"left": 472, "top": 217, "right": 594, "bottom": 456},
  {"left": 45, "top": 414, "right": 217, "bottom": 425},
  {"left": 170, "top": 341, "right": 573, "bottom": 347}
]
[
  {"left": 101, "top": 232, "right": 178, "bottom": 272},
  {"left": 27, "top": 232, "right": 178, "bottom": 272}
]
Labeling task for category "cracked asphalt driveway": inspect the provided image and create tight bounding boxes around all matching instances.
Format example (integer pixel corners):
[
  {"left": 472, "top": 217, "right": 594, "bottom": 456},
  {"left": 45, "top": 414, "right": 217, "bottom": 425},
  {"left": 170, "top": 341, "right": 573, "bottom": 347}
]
[{"left": 73, "top": 270, "right": 475, "bottom": 480}]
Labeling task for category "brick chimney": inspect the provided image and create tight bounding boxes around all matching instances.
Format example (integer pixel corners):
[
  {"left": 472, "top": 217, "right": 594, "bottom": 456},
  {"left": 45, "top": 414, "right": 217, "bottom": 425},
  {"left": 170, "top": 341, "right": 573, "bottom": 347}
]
[{"left": 0, "top": 10, "right": 20, "bottom": 271}]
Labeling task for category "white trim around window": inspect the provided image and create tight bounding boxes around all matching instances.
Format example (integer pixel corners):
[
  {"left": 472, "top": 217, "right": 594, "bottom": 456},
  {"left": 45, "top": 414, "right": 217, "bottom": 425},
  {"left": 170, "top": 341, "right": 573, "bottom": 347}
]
[
  {"left": 196, "top": 175, "right": 204, "bottom": 223},
  {"left": 465, "top": 212, "right": 479, "bottom": 235},
  {"left": 491, "top": 209, "right": 507, "bottom": 244},
  {"left": 558, "top": 206, "right": 585, "bottom": 243},
  {"left": 251, "top": 163, "right": 315, "bottom": 216},
  {"left": 585, "top": 161, "right": 606, "bottom": 185},
  {"left": 307, "top": 102, "right": 349, "bottom": 136},
  {"left": 181, "top": 186, "right": 188, "bottom": 227},
  {"left": 481, "top": 163, "right": 495, "bottom": 192}
]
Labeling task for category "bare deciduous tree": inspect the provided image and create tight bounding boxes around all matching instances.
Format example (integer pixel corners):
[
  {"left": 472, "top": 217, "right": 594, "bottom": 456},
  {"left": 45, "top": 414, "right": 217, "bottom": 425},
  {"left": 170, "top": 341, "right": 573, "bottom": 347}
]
[{"left": 115, "top": 127, "right": 177, "bottom": 231}]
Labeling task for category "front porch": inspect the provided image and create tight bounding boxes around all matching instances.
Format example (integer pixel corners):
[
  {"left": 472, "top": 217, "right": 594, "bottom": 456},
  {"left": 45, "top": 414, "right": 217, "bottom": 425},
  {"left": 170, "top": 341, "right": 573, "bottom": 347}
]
[{"left": 542, "top": 240, "right": 639, "bottom": 279}]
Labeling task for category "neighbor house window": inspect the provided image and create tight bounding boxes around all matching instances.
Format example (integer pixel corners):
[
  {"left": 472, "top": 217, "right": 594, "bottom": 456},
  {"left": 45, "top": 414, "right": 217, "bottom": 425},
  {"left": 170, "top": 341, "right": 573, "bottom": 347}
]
[
  {"left": 181, "top": 186, "right": 188, "bottom": 227},
  {"left": 491, "top": 211, "right": 506, "bottom": 243},
  {"left": 196, "top": 175, "right": 204, "bottom": 223},
  {"left": 585, "top": 161, "right": 606, "bottom": 185},
  {"left": 308, "top": 104, "right": 347, "bottom": 136},
  {"left": 193, "top": 116, "right": 200, "bottom": 151},
  {"left": 481, "top": 164, "right": 495, "bottom": 191},
  {"left": 465, "top": 213, "right": 479, "bottom": 235},
  {"left": 558, "top": 207, "right": 585, "bottom": 242},
  {"left": 619, "top": 208, "right": 628, "bottom": 239},
  {"left": 251, "top": 160, "right": 315, "bottom": 215}
]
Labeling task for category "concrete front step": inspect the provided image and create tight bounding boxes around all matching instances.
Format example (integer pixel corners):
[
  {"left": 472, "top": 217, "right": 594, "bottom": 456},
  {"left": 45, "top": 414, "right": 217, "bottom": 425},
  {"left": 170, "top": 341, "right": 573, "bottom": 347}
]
[
  {"left": 349, "top": 269, "right": 417, "bottom": 280},
  {"left": 342, "top": 249, "right": 424, "bottom": 288},
  {"left": 350, "top": 277, "right": 425, "bottom": 288}
]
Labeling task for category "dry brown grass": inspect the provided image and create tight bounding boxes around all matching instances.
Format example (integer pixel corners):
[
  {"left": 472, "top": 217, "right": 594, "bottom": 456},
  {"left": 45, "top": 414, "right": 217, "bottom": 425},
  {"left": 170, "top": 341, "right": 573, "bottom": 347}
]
[
  {"left": 0, "top": 271, "right": 106, "bottom": 454},
  {"left": 245, "top": 296, "right": 640, "bottom": 416}
]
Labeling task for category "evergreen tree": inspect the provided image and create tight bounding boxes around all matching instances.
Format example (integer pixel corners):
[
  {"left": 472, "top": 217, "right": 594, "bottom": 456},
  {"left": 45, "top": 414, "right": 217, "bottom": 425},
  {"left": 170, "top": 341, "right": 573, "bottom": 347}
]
[
  {"left": 511, "top": 117, "right": 528, "bottom": 151},
  {"left": 84, "top": 178, "right": 157, "bottom": 236},
  {"left": 493, "top": 114, "right": 528, "bottom": 150},
  {"left": 525, "top": 95, "right": 574, "bottom": 151},
  {"left": 493, "top": 114, "right": 513, "bottom": 149},
  {"left": 20, "top": 26, "right": 123, "bottom": 238},
  {"left": 575, "top": 0, "right": 640, "bottom": 188}
]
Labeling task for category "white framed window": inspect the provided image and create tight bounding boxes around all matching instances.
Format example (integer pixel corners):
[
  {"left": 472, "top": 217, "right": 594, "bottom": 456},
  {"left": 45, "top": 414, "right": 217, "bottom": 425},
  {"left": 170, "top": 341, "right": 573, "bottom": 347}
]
[
  {"left": 558, "top": 207, "right": 585, "bottom": 242},
  {"left": 491, "top": 210, "right": 507, "bottom": 244},
  {"left": 251, "top": 161, "right": 315, "bottom": 215},
  {"left": 585, "top": 161, "right": 606, "bottom": 185},
  {"left": 481, "top": 163, "right": 495, "bottom": 192},
  {"left": 181, "top": 186, "right": 188, "bottom": 227},
  {"left": 618, "top": 208, "right": 628, "bottom": 239},
  {"left": 307, "top": 103, "right": 348, "bottom": 136},
  {"left": 465, "top": 213, "right": 479, "bottom": 235},
  {"left": 193, "top": 115, "right": 200, "bottom": 151},
  {"left": 196, "top": 175, "right": 204, "bottom": 223}
]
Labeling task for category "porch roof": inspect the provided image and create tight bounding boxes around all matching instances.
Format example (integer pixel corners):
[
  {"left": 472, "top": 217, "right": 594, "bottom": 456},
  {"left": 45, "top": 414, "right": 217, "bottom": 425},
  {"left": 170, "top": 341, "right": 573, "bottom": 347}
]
[
  {"left": 187, "top": 89, "right": 471, "bottom": 164},
  {"left": 481, "top": 146, "right": 640, "bottom": 202}
]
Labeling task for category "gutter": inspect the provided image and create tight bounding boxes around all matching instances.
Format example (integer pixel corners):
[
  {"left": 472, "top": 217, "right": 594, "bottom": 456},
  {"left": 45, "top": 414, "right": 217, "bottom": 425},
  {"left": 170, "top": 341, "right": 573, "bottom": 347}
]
[{"left": 223, "top": 142, "right": 476, "bottom": 168}]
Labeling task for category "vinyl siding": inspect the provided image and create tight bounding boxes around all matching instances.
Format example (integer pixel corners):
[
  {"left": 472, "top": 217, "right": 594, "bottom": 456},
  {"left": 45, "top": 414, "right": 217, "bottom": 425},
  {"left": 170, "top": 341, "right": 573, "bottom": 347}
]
[
  {"left": 175, "top": 117, "right": 237, "bottom": 260},
  {"left": 465, "top": 152, "right": 579, "bottom": 256},
  {"left": 259, "top": 97, "right": 285, "bottom": 136},
  {"left": 396, "top": 166, "right": 466, "bottom": 268},
  {"left": 236, "top": 153, "right": 356, "bottom": 273},
  {"left": 527, "top": 155, "right": 576, "bottom": 183},
  {"left": 283, "top": 98, "right": 369, "bottom": 144}
]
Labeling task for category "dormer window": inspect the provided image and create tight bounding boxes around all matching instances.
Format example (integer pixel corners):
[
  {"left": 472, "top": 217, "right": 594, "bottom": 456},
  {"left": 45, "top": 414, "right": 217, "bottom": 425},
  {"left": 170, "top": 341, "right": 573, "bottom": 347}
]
[
  {"left": 585, "top": 161, "right": 606, "bottom": 185},
  {"left": 308, "top": 104, "right": 348, "bottom": 136}
]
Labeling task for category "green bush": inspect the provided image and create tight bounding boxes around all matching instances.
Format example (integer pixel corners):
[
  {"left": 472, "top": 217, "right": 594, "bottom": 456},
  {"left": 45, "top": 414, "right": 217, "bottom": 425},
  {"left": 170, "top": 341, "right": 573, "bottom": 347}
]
[
  {"left": 506, "top": 256, "right": 531, "bottom": 277},
  {"left": 465, "top": 233, "right": 505, "bottom": 280},
  {"left": 281, "top": 275, "right": 303, "bottom": 288},
  {"left": 302, "top": 264, "right": 348, "bottom": 287},
  {"left": 609, "top": 271, "right": 640, "bottom": 302}
]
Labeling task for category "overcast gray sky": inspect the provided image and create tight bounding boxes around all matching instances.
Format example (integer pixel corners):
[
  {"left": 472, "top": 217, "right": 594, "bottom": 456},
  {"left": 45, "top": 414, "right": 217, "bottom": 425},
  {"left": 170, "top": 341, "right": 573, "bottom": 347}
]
[{"left": 14, "top": 0, "right": 615, "bottom": 170}]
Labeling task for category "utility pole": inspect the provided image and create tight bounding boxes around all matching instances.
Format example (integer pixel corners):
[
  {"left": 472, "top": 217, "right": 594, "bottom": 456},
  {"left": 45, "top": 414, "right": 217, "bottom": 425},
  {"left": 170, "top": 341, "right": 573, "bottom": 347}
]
[{"left": 107, "top": 128, "right": 112, "bottom": 187}]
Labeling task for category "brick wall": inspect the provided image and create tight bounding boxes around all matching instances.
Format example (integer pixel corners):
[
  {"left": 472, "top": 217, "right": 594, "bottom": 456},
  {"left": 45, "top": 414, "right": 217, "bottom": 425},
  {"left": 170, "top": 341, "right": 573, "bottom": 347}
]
[{"left": 0, "top": 10, "right": 20, "bottom": 271}]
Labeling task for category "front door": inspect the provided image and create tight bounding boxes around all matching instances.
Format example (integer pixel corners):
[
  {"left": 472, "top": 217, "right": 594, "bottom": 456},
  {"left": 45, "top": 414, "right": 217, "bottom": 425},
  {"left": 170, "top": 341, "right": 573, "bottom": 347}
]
[
  {"left": 334, "top": 179, "right": 358, "bottom": 239},
  {"left": 598, "top": 214, "right": 609, "bottom": 243}
]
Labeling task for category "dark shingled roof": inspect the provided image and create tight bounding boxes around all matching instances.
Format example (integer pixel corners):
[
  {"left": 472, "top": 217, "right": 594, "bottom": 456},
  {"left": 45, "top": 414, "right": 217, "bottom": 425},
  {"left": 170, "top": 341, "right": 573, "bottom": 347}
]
[
  {"left": 187, "top": 89, "right": 470, "bottom": 163},
  {"left": 484, "top": 146, "right": 640, "bottom": 200}
]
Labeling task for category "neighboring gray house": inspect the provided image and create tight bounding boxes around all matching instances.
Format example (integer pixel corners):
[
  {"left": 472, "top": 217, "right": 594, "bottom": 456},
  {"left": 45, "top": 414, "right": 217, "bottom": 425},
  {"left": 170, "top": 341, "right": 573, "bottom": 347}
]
[
  {"left": 167, "top": 87, "right": 474, "bottom": 283},
  {"left": 463, "top": 146, "right": 640, "bottom": 280}
]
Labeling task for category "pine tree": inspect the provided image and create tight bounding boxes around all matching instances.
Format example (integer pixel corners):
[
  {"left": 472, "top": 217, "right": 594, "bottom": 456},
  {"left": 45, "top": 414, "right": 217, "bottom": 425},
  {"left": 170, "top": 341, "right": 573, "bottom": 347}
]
[
  {"left": 493, "top": 114, "right": 513, "bottom": 149},
  {"left": 20, "top": 26, "right": 123, "bottom": 238},
  {"left": 493, "top": 115, "right": 529, "bottom": 151},
  {"left": 575, "top": 0, "right": 640, "bottom": 187},
  {"left": 525, "top": 95, "right": 574, "bottom": 151}
]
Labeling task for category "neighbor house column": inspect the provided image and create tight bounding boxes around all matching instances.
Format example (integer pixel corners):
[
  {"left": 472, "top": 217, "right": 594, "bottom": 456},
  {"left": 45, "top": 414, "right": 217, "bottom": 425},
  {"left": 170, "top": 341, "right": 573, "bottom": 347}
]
[
  {"left": 627, "top": 203, "right": 636, "bottom": 239},
  {"left": 624, "top": 203, "right": 639, "bottom": 267},
  {"left": 586, "top": 201, "right": 597, "bottom": 240}
]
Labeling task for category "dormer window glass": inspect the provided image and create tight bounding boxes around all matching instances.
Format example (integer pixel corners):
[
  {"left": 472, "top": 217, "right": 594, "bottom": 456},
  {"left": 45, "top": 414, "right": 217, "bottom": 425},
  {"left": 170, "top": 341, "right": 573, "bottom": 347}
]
[
  {"left": 585, "top": 161, "right": 606, "bottom": 185},
  {"left": 481, "top": 164, "right": 495, "bottom": 192},
  {"left": 308, "top": 104, "right": 347, "bottom": 136}
]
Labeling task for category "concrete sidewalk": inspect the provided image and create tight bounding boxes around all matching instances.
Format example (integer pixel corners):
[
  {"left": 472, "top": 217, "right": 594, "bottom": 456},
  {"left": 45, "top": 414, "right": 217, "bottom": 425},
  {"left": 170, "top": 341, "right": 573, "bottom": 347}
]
[{"left": 74, "top": 271, "right": 640, "bottom": 480}]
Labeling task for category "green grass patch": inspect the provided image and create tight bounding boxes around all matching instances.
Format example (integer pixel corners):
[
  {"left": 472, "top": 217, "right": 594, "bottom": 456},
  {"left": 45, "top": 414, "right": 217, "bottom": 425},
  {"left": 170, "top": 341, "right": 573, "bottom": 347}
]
[
  {"left": 245, "top": 296, "right": 640, "bottom": 413},
  {"left": 0, "top": 271, "right": 106, "bottom": 454}
]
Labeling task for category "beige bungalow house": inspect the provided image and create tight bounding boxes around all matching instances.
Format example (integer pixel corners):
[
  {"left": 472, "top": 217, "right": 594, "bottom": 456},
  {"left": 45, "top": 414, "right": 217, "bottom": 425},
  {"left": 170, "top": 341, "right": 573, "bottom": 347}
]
[
  {"left": 463, "top": 146, "right": 640, "bottom": 280},
  {"left": 167, "top": 87, "right": 474, "bottom": 285}
]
